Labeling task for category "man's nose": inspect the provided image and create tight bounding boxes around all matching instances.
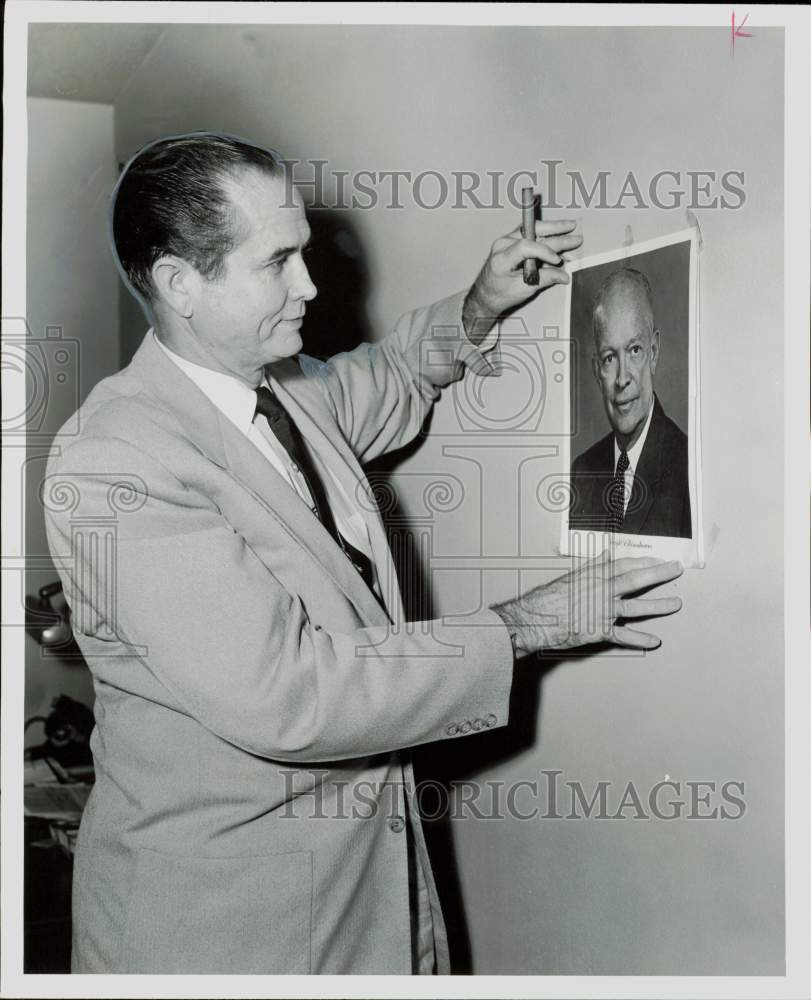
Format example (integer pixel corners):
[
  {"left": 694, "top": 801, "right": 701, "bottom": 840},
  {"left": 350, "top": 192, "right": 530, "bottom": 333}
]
[
  {"left": 615, "top": 356, "right": 631, "bottom": 390},
  {"left": 289, "top": 257, "right": 317, "bottom": 302}
]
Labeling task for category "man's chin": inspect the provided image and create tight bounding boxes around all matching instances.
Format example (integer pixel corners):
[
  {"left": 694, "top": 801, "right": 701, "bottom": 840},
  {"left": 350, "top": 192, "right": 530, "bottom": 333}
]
[
  {"left": 285, "top": 330, "right": 303, "bottom": 355},
  {"left": 610, "top": 410, "right": 645, "bottom": 445},
  {"left": 265, "top": 329, "right": 303, "bottom": 363}
]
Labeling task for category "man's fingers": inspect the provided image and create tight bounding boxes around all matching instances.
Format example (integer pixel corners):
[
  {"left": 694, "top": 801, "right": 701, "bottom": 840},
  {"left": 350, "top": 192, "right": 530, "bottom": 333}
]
[
  {"left": 533, "top": 219, "right": 579, "bottom": 238},
  {"left": 615, "top": 560, "right": 684, "bottom": 596},
  {"left": 542, "top": 234, "right": 584, "bottom": 254},
  {"left": 571, "top": 554, "right": 660, "bottom": 581},
  {"left": 536, "top": 269, "right": 570, "bottom": 288},
  {"left": 500, "top": 238, "right": 565, "bottom": 272},
  {"left": 609, "top": 625, "right": 662, "bottom": 650},
  {"left": 606, "top": 556, "right": 665, "bottom": 577},
  {"left": 500, "top": 219, "right": 578, "bottom": 243},
  {"left": 614, "top": 596, "right": 683, "bottom": 619}
]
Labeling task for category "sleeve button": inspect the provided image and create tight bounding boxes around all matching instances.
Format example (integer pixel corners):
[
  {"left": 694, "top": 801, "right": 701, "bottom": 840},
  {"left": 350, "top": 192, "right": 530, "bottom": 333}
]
[
  {"left": 485, "top": 713, "right": 497, "bottom": 727},
  {"left": 446, "top": 723, "right": 459, "bottom": 736},
  {"left": 460, "top": 720, "right": 472, "bottom": 734}
]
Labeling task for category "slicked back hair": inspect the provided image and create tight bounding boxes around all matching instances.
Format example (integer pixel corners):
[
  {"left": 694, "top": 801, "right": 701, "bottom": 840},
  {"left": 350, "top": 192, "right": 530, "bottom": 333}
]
[{"left": 111, "top": 132, "right": 284, "bottom": 301}]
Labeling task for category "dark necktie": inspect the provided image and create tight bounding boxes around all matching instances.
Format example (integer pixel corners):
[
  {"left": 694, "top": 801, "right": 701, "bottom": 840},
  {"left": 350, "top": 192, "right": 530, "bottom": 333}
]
[
  {"left": 608, "top": 448, "right": 630, "bottom": 532},
  {"left": 254, "top": 386, "right": 377, "bottom": 594}
]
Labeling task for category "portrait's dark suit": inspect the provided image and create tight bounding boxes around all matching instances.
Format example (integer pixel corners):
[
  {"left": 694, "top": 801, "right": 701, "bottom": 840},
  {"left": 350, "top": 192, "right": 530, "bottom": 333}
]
[{"left": 569, "top": 395, "right": 692, "bottom": 538}]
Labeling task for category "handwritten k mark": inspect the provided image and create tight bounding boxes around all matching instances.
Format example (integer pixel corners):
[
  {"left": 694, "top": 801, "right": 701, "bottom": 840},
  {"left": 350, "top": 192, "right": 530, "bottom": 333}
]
[{"left": 731, "top": 12, "right": 754, "bottom": 56}]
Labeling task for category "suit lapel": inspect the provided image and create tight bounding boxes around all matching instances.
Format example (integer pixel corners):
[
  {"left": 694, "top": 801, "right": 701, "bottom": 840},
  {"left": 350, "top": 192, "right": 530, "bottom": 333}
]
[
  {"left": 129, "top": 333, "right": 391, "bottom": 624},
  {"left": 589, "top": 434, "right": 615, "bottom": 519},
  {"left": 622, "top": 397, "right": 664, "bottom": 535}
]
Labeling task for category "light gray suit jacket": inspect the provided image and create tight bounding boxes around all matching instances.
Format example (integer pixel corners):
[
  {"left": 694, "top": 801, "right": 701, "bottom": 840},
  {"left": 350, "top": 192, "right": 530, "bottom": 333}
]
[{"left": 44, "top": 289, "right": 514, "bottom": 974}]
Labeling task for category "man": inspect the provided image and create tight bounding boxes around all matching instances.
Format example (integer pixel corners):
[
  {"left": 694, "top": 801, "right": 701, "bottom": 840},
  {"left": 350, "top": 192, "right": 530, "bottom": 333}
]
[
  {"left": 44, "top": 133, "right": 683, "bottom": 975},
  {"left": 569, "top": 268, "right": 692, "bottom": 538}
]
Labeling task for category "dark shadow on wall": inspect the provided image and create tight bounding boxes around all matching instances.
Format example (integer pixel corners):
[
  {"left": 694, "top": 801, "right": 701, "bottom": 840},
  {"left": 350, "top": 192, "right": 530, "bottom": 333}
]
[{"left": 299, "top": 210, "right": 373, "bottom": 360}]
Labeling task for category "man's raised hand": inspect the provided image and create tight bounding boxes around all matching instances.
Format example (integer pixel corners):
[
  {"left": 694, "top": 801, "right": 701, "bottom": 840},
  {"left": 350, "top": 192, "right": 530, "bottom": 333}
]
[{"left": 463, "top": 220, "right": 583, "bottom": 342}]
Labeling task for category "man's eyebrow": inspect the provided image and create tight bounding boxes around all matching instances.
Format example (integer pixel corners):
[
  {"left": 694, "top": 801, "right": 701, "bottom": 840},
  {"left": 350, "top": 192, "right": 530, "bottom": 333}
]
[{"left": 263, "top": 236, "right": 312, "bottom": 262}]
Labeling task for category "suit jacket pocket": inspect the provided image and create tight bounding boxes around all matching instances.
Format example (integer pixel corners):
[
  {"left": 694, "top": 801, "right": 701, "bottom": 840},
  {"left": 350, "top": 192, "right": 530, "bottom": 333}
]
[{"left": 121, "top": 847, "right": 313, "bottom": 974}]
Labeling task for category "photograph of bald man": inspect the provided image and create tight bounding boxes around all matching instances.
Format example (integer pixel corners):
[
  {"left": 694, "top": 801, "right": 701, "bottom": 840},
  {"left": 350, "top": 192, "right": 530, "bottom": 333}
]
[{"left": 568, "top": 246, "right": 693, "bottom": 539}]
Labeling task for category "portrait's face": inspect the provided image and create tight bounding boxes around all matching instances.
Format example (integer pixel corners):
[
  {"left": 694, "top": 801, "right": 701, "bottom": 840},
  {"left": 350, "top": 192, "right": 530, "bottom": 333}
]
[
  {"left": 187, "top": 168, "right": 317, "bottom": 384},
  {"left": 592, "top": 294, "right": 659, "bottom": 449}
]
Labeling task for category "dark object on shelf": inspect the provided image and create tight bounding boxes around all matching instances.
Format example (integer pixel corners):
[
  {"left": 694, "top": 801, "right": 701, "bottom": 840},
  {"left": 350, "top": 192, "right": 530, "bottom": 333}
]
[
  {"left": 25, "top": 695, "right": 95, "bottom": 769},
  {"left": 24, "top": 580, "right": 82, "bottom": 658}
]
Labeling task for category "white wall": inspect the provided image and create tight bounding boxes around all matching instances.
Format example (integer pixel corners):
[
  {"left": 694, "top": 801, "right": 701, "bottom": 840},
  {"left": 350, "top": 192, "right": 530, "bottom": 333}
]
[
  {"left": 113, "top": 26, "right": 784, "bottom": 973},
  {"left": 25, "top": 98, "right": 119, "bottom": 745}
]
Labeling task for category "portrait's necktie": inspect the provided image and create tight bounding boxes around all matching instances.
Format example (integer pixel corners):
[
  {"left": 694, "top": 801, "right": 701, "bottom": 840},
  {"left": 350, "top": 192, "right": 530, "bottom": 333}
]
[
  {"left": 254, "top": 386, "right": 377, "bottom": 594},
  {"left": 609, "top": 448, "right": 630, "bottom": 531}
]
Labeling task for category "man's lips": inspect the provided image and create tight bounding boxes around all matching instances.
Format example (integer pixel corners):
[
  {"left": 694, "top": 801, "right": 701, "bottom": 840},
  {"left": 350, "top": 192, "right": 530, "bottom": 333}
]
[{"left": 613, "top": 397, "right": 638, "bottom": 411}]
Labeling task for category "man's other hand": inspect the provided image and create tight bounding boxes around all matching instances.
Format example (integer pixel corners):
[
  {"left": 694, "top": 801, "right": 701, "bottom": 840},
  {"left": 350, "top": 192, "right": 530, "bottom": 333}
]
[
  {"left": 463, "top": 220, "right": 583, "bottom": 343},
  {"left": 491, "top": 552, "right": 684, "bottom": 657}
]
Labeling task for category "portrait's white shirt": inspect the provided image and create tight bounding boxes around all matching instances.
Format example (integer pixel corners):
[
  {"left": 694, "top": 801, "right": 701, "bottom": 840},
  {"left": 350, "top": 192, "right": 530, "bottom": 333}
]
[
  {"left": 613, "top": 400, "right": 654, "bottom": 515},
  {"left": 153, "top": 331, "right": 374, "bottom": 562}
]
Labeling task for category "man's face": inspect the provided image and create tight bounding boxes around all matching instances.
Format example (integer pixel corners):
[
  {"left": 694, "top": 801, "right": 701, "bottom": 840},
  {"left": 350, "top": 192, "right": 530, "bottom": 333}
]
[
  {"left": 186, "top": 168, "right": 317, "bottom": 384},
  {"left": 591, "top": 292, "right": 659, "bottom": 449}
]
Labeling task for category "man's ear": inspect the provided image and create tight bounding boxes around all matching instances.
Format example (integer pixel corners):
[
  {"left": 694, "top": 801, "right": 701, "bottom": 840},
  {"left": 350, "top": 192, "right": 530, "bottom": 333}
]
[
  {"left": 150, "top": 256, "right": 195, "bottom": 319},
  {"left": 650, "top": 328, "right": 661, "bottom": 375}
]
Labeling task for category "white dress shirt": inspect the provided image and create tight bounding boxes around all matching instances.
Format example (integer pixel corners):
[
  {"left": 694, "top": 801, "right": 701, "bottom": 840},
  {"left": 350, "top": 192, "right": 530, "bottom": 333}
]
[{"left": 613, "top": 400, "right": 654, "bottom": 514}]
